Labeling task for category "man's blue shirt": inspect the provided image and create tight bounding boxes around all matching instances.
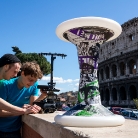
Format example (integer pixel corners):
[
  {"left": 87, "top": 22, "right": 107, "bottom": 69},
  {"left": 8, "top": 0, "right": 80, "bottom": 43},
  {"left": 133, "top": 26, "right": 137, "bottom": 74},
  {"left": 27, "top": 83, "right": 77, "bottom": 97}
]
[{"left": 0, "top": 77, "right": 39, "bottom": 132}]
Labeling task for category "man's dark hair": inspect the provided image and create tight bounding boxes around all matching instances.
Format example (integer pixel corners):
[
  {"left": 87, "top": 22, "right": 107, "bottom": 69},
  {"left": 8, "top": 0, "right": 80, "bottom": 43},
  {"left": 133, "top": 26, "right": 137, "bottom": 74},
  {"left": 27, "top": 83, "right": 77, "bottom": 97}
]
[
  {"left": 21, "top": 62, "right": 43, "bottom": 79},
  {"left": 0, "top": 54, "right": 21, "bottom": 68}
]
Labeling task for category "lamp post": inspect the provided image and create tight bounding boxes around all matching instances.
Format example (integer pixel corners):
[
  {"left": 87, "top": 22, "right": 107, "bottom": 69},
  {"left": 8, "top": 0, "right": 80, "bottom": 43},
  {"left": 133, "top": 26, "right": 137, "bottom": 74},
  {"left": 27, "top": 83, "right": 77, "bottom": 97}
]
[
  {"left": 33, "top": 53, "right": 67, "bottom": 113},
  {"left": 38, "top": 52, "right": 67, "bottom": 90}
]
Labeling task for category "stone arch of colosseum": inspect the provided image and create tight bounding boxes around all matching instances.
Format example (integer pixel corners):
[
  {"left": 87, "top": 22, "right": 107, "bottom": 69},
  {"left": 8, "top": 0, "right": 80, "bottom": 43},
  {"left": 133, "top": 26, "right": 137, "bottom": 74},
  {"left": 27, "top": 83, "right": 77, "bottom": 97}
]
[
  {"left": 129, "top": 85, "right": 137, "bottom": 100},
  {"left": 98, "top": 17, "right": 138, "bottom": 108},
  {"left": 112, "top": 87, "right": 117, "bottom": 100},
  {"left": 105, "top": 66, "right": 110, "bottom": 79}
]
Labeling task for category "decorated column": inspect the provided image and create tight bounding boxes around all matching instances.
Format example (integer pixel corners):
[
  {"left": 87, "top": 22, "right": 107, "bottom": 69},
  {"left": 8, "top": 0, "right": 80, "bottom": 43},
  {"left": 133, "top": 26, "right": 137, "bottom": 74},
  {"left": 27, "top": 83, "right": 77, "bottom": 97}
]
[{"left": 54, "top": 17, "right": 125, "bottom": 127}]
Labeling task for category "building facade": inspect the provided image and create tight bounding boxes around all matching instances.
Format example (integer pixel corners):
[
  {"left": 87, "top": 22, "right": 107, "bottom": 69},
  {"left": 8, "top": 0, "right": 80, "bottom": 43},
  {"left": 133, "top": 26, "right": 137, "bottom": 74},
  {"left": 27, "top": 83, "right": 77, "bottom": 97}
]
[
  {"left": 57, "top": 91, "right": 78, "bottom": 106},
  {"left": 99, "top": 17, "right": 138, "bottom": 107}
]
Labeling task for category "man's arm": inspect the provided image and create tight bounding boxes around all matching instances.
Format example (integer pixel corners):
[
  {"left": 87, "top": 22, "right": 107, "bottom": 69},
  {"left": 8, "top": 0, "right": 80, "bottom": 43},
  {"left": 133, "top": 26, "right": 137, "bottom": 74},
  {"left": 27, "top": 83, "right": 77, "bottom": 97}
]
[
  {"left": 0, "top": 98, "right": 41, "bottom": 117},
  {"left": 0, "top": 104, "right": 41, "bottom": 117},
  {"left": 0, "top": 80, "right": 26, "bottom": 115},
  {"left": 0, "top": 110, "right": 21, "bottom": 117},
  {"left": 0, "top": 98, "right": 25, "bottom": 114},
  {"left": 30, "top": 83, "right": 47, "bottom": 105},
  {"left": 30, "top": 92, "right": 47, "bottom": 105}
]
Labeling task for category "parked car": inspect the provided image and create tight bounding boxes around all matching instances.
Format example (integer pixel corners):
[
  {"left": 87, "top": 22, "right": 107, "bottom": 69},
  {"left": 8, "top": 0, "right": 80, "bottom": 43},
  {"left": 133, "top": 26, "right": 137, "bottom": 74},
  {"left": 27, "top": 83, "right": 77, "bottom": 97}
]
[
  {"left": 121, "top": 110, "right": 138, "bottom": 120},
  {"left": 110, "top": 107, "right": 122, "bottom": 115},
  {"left": 119, "top": 108, "right": 128, "bottom": 114}
]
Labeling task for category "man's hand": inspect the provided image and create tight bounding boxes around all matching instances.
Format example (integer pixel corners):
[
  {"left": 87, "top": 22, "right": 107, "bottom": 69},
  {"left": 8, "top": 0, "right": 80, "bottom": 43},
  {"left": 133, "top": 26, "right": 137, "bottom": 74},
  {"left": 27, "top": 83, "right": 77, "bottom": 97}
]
[
  {"left": 22, "top": 104, "right": 31, "bottom": 109},
  {"left": 23, "top": 104, "right": 41, "bottom": 114},
  {"left": 40, "top": 89, "right": 47, "bottom": 96}
]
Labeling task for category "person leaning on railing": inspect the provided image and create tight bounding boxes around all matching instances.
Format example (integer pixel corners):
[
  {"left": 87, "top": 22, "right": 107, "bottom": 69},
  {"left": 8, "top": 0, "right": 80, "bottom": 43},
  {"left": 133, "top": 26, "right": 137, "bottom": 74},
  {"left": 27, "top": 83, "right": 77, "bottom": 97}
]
[
  {"left": 0, "top": 61, "right": 47, "bottom": 138},
  {"left": 0, "top": 54, "right": 41, "bottom": 116}
]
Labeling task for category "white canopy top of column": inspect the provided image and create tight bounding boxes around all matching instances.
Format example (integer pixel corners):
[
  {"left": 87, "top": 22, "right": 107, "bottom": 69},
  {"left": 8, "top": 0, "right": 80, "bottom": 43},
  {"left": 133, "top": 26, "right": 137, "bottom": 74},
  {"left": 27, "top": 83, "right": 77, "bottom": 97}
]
[{"left": 56, "top": 17, "right": 122, "bottom": 42}]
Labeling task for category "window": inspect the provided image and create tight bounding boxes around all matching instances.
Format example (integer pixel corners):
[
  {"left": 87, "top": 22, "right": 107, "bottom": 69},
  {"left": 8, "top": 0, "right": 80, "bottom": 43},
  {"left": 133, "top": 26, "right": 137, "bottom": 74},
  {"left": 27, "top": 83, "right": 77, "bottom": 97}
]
[
  {"left": 101, "top": 49, "right": 102, "bottom": 54},
  {"left": 129, "top": 34, "right": 134, "bottom": 41},
  {"left": 130, "top": 112, "right": 137, "bottom": 118}
]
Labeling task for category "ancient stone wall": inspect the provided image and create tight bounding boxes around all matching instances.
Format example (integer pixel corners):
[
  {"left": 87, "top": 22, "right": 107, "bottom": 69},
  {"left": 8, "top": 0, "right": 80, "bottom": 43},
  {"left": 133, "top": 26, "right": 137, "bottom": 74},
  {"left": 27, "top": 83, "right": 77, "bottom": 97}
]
[{"left": 99, "top": 17, "right": 138, "bottom": 107}]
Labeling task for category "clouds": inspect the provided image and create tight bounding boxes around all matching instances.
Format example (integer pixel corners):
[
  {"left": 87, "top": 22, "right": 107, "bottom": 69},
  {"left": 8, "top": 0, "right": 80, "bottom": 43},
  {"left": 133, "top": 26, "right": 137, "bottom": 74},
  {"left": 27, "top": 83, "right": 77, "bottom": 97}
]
[
  {"left": 38, "top": 76, "right": 79, "bottom": 92},
  {"left": 75, "top": 83, "right": 79, "bottom": 87},
  {"left": 41, "top": 76, "right": 79, "bottom": 84}
]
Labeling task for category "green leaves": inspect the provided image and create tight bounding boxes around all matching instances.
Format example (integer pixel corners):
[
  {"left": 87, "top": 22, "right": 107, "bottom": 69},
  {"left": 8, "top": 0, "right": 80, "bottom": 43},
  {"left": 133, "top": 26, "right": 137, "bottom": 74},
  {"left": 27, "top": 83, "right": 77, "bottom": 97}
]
[
  {"left": 133, "top": 99, "right": 138, "bottom": 109},
  {"left": 12, "top": 46, "right": 22, "bottom": 55},
  {"left": 12, "top": 47, "right": 51, "bottom": 75}
]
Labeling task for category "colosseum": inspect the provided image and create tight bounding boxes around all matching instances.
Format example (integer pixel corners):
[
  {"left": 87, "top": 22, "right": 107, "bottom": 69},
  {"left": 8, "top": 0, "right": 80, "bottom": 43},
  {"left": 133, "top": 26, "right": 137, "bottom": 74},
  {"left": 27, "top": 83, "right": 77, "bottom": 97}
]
[{"left": 99, "top": 17, "right": 138, "bottom": 108}]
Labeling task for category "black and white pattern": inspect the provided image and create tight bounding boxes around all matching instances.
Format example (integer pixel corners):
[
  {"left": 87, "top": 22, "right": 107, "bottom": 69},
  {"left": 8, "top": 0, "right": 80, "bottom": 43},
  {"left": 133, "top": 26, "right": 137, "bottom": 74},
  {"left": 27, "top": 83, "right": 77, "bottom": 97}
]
[{"left": 64, "top": 26, "right": 114, "bottom": 105}]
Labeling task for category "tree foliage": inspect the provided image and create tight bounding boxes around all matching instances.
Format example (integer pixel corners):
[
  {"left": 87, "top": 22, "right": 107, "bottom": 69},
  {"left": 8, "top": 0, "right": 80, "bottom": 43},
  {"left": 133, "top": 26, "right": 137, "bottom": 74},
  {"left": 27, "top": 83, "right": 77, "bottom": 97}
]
[
  {"left": 12, "top": 46, "right": 51, "bottom": 75},
  {"left": 133, "top": 99, "right": 138, "bottom": 109},
  {"left": 12, "top": 46, "right": 22, "bottom": 54}
]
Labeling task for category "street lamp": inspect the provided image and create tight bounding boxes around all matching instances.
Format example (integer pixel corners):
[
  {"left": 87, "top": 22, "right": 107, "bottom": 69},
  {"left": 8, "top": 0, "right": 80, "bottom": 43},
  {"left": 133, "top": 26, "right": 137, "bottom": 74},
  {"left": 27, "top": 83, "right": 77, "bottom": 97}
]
[
  {"left": 38, "top": 52, "right": 67, "bottom": 91},
  {"left": 33, "top": 52, "right": 67, "bottom": 113}
]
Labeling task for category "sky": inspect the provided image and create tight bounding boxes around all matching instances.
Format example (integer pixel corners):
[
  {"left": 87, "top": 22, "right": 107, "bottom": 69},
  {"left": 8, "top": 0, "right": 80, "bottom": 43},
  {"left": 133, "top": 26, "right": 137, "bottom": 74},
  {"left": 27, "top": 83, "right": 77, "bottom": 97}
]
[{"left": 0, "top": 0, "right": 137, "bottom": 93}]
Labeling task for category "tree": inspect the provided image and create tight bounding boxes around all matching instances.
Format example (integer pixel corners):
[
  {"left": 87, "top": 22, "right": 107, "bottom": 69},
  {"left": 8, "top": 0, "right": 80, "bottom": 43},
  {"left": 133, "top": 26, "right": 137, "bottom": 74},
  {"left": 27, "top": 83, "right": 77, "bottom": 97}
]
[
  {"left": 12, "top": 46, "right": 22, "bottom": 54},
  {"left": 12, "top": 46, "right": 51, "bottom": 75},
  {"left": 133, "top": 99, "right": 138, "bottom": 109}
]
